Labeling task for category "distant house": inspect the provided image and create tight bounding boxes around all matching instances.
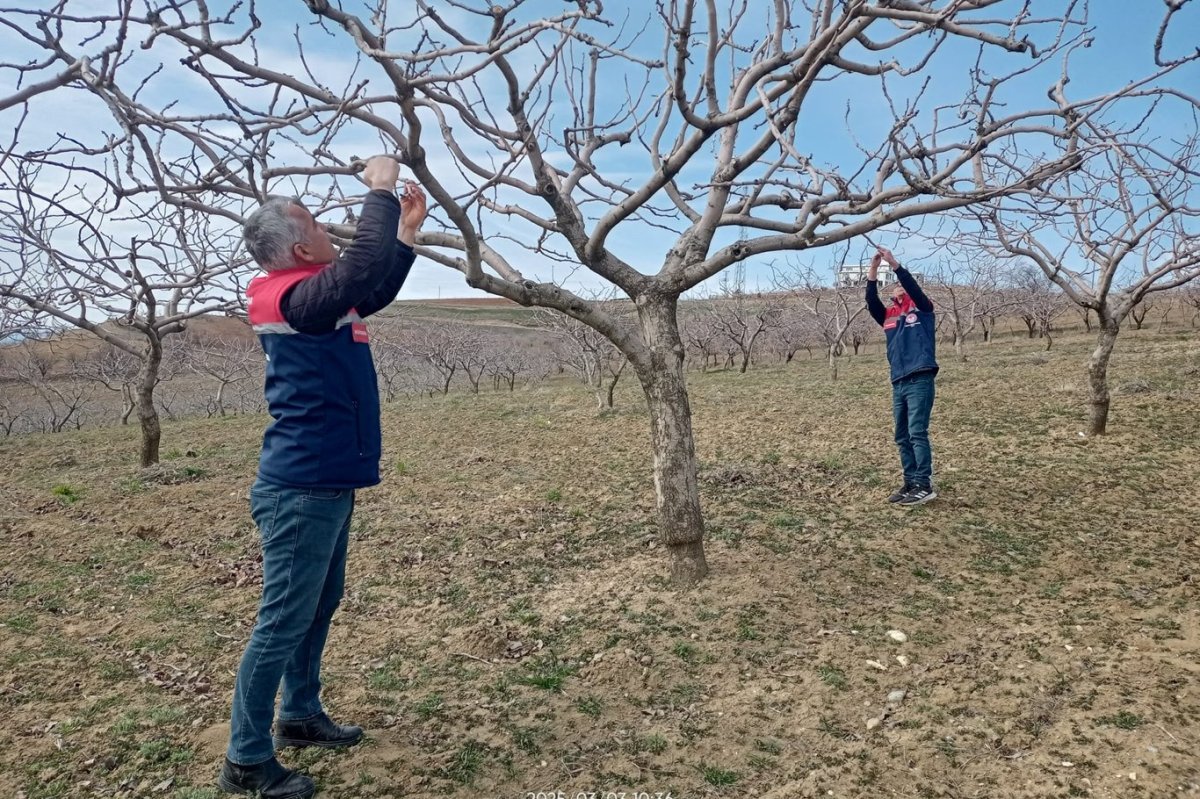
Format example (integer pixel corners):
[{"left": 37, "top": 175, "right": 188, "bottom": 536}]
[
  {"left": 835, "top": 263, "right": 923, "bottom": 288},
  {"left": 836, "top": 262, "right": 893, "bottom": 288}
]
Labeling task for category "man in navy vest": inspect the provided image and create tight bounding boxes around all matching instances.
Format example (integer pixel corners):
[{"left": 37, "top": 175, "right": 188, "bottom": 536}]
[
  {"left": 219, "top": 157, "right": 426, "bottom": 799},
  {"left": 865, "top": 246, "right": 939, "bottom": 507}
]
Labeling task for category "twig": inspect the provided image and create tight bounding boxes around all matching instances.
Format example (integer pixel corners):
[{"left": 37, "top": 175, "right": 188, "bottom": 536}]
[{"left": 450, "top": 651, "right": 494, "bottom": 666}]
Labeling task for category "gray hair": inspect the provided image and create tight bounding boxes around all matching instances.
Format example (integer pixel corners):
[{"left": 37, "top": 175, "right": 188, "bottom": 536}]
[{"left": 243, "top": 196, "right": 307, "bottom": 269}]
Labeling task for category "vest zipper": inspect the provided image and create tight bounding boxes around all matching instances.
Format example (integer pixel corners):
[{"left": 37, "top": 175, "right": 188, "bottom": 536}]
[{"left": 352, "top": 400, "right": 364, "bottom": 456}]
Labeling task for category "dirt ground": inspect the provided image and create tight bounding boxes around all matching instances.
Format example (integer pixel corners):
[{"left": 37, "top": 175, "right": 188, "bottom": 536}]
[{"left": 1, "top": 327, "right": 1199, "bottom": 799}]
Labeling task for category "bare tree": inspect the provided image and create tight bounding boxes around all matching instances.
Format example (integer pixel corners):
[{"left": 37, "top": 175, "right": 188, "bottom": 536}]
[
  {"left": 489, "top": 348, "right": 535, "bottom": 392},
  {"left": 401, "top": 325, "right": 468, "bottom": 396},
  {"left": 1, "top": 299, "right": 44, "bottom": 343},
  {"left": 1075, "top": 305, "right": 1094, "bottom": 334},
  {"left": 179, "top": 327, "right": 260, "bottom": 417},
  {"left": 981, "top": 129, "right": 1200, "bottom": 434},
  {"left": 11, "top": 3, "right": 1199, "bottom": 582},
  {"left": 1183, "top": 283, "right": 1200, "bottom": 328},
  {"left": 536, "top": 305, "right": 630, "bottom": 410},
  {"left": 74, "top": 342, "right": 141, "bottom": 425},
  {"left": 1129, "top": 298, "right": 1152, "bottom": 331},
  {"left": 370, "top": 321, "right": 412, "bottom": 403},
  {"left": 764, "top": 300, "right": 819, "bottom": 364},
  {"left": 706, "top": 266, "right": 784, "bottom": 373},
  {"left": 9, "top": 346, "right": 93, "bottom": 433},
  {"left": 929, "top": 255, "right": 1008, "bottom": 361},
  {"left": 789, "top": 269, "right": 868, "bottom": 381},
  {"left": 455, "top": 331, "right": 494, "bottom": 394},
  {"left": 1008, "top": 266, "right": 1068, "bottom": 350},
  {"left": 680, "top": 300, "right": 725, "bottom": 372},
  {"left": 846, "top": 312, "right": 877, "bottom": 356},
  {"left": 0, "top": 163, "right": 246, "bottom": 465}
]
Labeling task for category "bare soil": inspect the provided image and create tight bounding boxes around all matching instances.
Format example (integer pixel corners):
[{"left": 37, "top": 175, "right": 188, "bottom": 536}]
[{"left": 2, "top": 328, "right": 1199, "bottom": 799}]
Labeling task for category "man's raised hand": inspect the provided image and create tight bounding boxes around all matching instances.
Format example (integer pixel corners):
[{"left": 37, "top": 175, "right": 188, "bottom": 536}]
[
  {"left": 360, "top": 156, "right": 401, "bottom": 192},
  {"left": 876, "top": 246, "right": 900, "bottom": 269},
  {"left": 398, "top": 181, "right": 427, "bottom": 247},
  {"left": 868, "top": 251, "right": 882, "bottom": 282}
]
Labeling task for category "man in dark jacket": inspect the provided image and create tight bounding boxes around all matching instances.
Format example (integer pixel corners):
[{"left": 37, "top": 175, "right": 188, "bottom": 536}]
[
  {"left": 219, "top": 156, "right": 426, "bottom": 799},
  {"left": 865, "top": 246, "right": 939, "bottom": 507}
]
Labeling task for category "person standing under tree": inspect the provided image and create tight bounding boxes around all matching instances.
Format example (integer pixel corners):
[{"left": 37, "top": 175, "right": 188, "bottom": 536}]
[
  {"left": 866, "top": 246, "right": 939, "bottom": 507},
  {"left": 219, "top": 156, "right": 427, "bottom": 799}
]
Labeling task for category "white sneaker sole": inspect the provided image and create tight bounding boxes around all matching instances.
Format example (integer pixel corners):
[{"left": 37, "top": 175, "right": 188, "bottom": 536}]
[{"left": 900, "top": 491, "right": 937, "bottom": 506}]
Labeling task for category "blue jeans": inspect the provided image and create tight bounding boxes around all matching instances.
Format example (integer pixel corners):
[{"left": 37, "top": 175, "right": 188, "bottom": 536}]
[
  {"left": 892, "top": 371, "right": 936, "bottom": 487},
  {"left": 227, "top": 478, "right": 355, "bottom": 765}
]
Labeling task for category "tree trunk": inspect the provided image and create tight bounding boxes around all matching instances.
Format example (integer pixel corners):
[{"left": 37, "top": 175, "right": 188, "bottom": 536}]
[
  {"left": 739, "top": 349, "right": 750, "bottom": 373},
  {"left": 216, "top": 380, "right": 227, "bottom": 417},
  {"left": 827, "top": 345, "right": 839, "bottom": 381},
  {"left": 121, "top": 385, "right": 135, "bottom": 425},
  {"left": 634, "top": 295, "right": 709, "bottom": 586},
  {"left": 954, "top": 333, "right": 966, "bottom": 362},
  {"left": 605, "top": 368, "right": 623, "bottom": 408},
  {"left": 1088, "top": 321, "right": 1120, "bottom": 436},
  {"left": 137, "top": 338, "right": 163, "bottom": 467}
]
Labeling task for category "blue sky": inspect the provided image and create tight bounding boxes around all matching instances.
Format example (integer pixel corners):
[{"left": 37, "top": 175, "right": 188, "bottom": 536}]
[{"left": 2, "top": 1, "right": 1197, "bottom": 300}]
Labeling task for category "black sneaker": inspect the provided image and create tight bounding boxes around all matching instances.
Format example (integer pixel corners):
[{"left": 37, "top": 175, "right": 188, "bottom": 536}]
[
  {"left": 888, "top": 484, "right": 914, "bottom": 503},
  {"left": 217, "top": 757, "right": 315, "bottom": 798},
  {"left": 898, "top": 485, "right": 937, "bottom": 506},
  {"left": 274, "top": 712, "right": 363, "bottom": 750}
]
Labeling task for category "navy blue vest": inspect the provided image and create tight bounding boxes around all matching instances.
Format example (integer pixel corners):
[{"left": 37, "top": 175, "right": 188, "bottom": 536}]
[
  {"left": 246, "top": 265, "right": 382, "bottom": 488},
  {"left": 883, "top": 294, "right": 939, "bottom": 383}
]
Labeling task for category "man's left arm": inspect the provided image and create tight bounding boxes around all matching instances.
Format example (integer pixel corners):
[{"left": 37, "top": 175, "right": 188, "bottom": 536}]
[
  {"left": 357, "top": 181, "right": 426, "bottom": 319},
  {"left": 356, "top": 243, "right": 416, "bottom": 318},
  {"left": 895, "top": 267, "right": 934, "bottom": 313},
  {"left": 879, "top": 248, "right": 933, "bottom": 313}
]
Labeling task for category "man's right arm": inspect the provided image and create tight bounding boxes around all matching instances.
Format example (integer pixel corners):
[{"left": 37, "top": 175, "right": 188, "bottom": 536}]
[
  {"left": 281, "top": 191, "right": 400, "bottom": 334},
  {"left": 865, "top": 280, "right": 887, "bottom": 326},
  {"left": 865, "top": 254, "right": 886, "bottom": 326}
]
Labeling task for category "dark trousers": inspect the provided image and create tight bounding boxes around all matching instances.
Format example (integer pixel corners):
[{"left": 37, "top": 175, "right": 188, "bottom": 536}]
[
  {"left": 227, "top": 478, "right": 355, "bottom": 765},
  {"left": 892, "top": 371, "right": 936, "bottom": 487}
]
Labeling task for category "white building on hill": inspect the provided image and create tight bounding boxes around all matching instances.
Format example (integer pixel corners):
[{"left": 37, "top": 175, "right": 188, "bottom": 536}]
[
  {"left": 836, "top": 262, "right": 893, "bottom": 288},
  {"left": 835, "top": 263, "right": 923, "bottom": 288}
]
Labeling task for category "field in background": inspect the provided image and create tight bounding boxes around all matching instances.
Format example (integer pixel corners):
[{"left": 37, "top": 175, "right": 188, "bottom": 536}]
[{"left": 1, "top": 325, "right": 1199, "bottom": 798}]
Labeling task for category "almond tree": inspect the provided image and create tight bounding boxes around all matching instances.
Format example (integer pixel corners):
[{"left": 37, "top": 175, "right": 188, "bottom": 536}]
[
  {"left": 9, "top": 346, "right": 94, "bottom": 434},
  {"left": 489, "top": 348, "right": 540, "bottom": 392},
  {"left": 707, "top": 266, "right": 785, "bottom": 373},
  {"left": 535, "top": 304, "right": 630, "bottom": 409},
  {"left": 1128, "top": 297, "right": 1153, "bottom": 331},
  {"left": 1007, "top": 265, "right": 1068, "bottom": 349},
  {"left": 75, "top": 343, "right": 141, "bottom": 425},
  {"left": 792, "top": 277, "right": 868, "bottom": 381},
  {"left": 679, "top": 301, "right": 724, "bottom": 372},
  {"left": 178, "top": 328, "right": 260, "bottom": 417},
  {"left": 0, "top": 163, "right": 247, "bottom": 465},
  {"left": 10, "top": 3, "right": 1199, "bottom": 582},
  {"left": 929, "top": 255, "right": 1008, "bottom": 361},
  {"left": 981, "top": 130, "right": 1200, "bottom": 435}
]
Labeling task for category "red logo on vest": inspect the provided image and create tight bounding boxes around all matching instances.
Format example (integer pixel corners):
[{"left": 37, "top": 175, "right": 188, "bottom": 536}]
[{"left": 351, "top": 322, "right": 369, "bottom": 343}]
